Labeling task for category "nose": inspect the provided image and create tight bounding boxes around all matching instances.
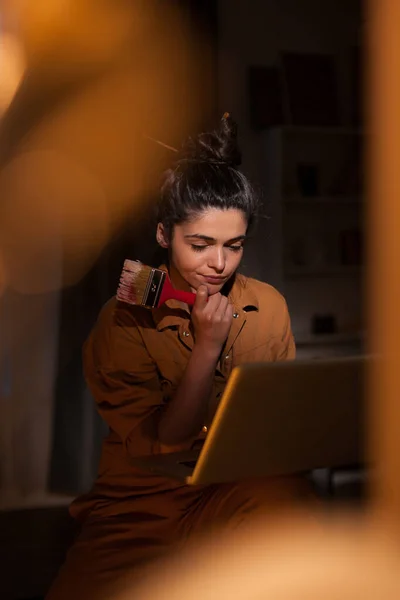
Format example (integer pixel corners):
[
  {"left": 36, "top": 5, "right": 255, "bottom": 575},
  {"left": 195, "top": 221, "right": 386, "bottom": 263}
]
[{"left": 207, "top": 246, "right": 225, "bottom": 273}]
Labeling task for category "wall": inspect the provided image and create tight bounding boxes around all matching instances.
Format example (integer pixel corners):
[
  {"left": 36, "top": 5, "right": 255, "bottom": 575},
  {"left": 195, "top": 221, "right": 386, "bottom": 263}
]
[
  {"left": 217, "top": 0, "right": 364, "bottom": 343},
  {"left": 218, "top": 0, "right": 361, "bottom": 175}
]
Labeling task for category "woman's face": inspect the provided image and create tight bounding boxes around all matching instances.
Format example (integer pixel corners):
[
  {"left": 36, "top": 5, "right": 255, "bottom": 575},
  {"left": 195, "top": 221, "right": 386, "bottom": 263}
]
[{"left": 157, "top": 208, "right": 247, "bottom": 294}]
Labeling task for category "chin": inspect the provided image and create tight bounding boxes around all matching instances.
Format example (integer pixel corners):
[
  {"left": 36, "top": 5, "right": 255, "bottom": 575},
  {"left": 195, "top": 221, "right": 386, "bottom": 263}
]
[{"left": 188, "top": 280, "right": 223, "bottom": 295}]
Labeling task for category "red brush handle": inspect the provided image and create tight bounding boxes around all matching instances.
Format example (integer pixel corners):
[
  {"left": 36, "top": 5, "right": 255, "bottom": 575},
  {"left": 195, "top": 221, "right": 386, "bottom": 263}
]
[{"left": 158, "top": 275, "right": 196, "bottom": 306}]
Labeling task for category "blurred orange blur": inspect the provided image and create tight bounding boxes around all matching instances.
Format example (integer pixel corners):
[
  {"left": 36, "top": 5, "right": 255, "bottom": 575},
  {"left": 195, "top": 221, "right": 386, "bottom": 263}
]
[
  {"left": 0, "top": 0, "right": 201, "bottom": 295},
  {"left": 0, "top": 30, "right": 25, "bottom": 113},
  {"left": 0, "top": 2, "right": 208, "bottom": 500},
  {"left": 119, "top": 511, "right": 400, "bottom": 600}
]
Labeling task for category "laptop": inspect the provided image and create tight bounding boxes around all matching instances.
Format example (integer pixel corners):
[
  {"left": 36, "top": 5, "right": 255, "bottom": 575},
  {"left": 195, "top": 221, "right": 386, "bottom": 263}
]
[{"left": 130, "top": 356, "right": 366, "bottom": 485}]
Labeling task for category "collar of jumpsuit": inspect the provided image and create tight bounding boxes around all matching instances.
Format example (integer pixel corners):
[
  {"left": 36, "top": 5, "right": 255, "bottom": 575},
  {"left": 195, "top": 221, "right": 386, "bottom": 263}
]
[{"left": 152, "top": 266, "right": 259, "bottom": 354}]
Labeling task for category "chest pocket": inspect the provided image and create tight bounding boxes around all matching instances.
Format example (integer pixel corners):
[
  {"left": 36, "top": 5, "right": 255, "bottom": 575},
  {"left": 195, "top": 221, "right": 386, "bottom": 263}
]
[
  {"left": 143, "top": 326, "right": 190, "bottom": 389},
  {"left": 233, "top": 338, "right": 274, "bottom": 364}
]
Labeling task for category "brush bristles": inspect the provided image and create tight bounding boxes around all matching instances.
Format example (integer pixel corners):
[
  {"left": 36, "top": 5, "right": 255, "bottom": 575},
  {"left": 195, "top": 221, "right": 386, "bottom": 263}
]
[{"left": 117, "top": 260, "right": 155, "bottom": 305}]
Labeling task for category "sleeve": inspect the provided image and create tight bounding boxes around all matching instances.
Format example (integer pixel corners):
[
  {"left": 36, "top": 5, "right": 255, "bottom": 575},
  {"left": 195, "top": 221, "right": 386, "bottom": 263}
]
[
  {"left": 83, "top": 306, "right": 171, "bottom": 457},
  {"left": 270, "top": 298, "right": 296, "bottom": 361}
]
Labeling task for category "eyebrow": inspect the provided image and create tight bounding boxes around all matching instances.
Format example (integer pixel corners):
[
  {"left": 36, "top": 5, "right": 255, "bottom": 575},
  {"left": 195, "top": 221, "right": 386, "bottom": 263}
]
[{"left": 184, "top": 234, "right": 247, "bottom": 243}]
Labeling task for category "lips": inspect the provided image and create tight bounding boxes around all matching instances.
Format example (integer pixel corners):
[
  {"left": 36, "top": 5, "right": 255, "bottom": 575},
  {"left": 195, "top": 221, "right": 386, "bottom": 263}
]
[{"left": 201, "top": 275, "right": 226, "bottom": 284}]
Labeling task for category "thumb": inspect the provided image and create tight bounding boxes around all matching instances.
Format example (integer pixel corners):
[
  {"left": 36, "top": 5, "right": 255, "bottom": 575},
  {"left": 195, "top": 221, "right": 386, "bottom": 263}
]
[{"left": 194, "top": 285, "right": 208, "bottom": 309}]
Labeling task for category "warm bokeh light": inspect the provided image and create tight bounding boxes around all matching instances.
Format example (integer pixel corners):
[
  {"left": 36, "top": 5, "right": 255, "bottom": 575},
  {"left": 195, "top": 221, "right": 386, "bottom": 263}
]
[
  {"left": 7, "top": 0, "right": 136, "bottom": 71},
  {"left": 0, "top": 31, "right": 25, "bottom": 114},
  {"left": 0, "top": 150, "right": 108, "bottom": 293},
  {"left": 0, "top": 250, "right": 6, "bottom": 297},
  {"left": 123, "top": 512, "right": 400, "bottom": 600},
  {"left": 0, "top": 1, "right": 200, "bottom": 295},
  {"left": 367, "top": 0, "right": 400, "bottom": 528}
]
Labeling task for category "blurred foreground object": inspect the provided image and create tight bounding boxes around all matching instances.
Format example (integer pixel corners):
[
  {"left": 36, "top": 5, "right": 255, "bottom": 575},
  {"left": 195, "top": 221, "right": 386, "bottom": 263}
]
[
  {"left": 0, "top": 30, "right": 25, "bottom": 114},
  {"left": 0, "top": 0, "right": 202, "bottom": 501},
  {"left": 124, "top": 512, "right": 400, "bottom": 600},
  {"left": 0, "top": 1, "right": 198, "bottom": 294},
  {"left": 3, "top": 0, "right": 138, "bottom": 72},
  {"left": 367, "top": 0, "right": 400, "bottom": 528}
]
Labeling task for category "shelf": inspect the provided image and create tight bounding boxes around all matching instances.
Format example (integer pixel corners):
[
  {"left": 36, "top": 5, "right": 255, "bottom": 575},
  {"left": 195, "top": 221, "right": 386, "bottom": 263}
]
[
  {"left": 285, "top": 265, "right": 362, "bottom": 278},
  {"left": 264, "top": 125, "right": 364, "bottom": 348},
  {"left": 295, "top": 332, "right": 363, "bottom": 347},
  {"left": 0, "top": 491, "right": 75, "bottom": 511},
  {"left": 284, "top": 195, "right": 362, "bottom": 207}
]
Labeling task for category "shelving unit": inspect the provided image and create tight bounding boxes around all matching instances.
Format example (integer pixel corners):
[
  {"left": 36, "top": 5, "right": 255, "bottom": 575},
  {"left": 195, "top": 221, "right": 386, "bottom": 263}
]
[
  {"left": 295, "top": 331, "right": 363, "bottom": 347},
  {"left": 263, "top": 126, "right": 364, "bottom": 358}
]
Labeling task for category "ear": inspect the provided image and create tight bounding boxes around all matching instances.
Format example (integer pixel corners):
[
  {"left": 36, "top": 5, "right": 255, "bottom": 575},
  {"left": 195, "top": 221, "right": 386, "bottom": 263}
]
[{"left": 156, "top": 223, "right": 169, "bottom": 248}]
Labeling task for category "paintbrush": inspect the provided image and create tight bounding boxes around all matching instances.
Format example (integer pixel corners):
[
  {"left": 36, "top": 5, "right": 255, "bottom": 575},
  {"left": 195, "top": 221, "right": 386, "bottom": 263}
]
[{"left": 117, "top": 259, "right": 196, "bottom": 308}]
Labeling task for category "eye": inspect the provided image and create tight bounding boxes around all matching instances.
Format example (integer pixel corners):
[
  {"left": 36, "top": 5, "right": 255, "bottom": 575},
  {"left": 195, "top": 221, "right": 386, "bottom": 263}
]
[
  {"left": 191, "top": 244, "right": 207, "bottom": 252},
  {"left": 228, "top": 245, "right": 243, "bottom": 252}
]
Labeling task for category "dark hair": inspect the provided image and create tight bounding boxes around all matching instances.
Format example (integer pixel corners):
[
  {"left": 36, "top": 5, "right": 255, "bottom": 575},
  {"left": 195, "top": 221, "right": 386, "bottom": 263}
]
[{"left": 158, "top": 115, "right": 259, "bottom": 241}]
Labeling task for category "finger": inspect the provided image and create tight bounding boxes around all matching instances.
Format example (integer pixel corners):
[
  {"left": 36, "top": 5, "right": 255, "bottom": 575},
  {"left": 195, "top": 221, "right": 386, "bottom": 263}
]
[
  {"left": 194, "top": 285, "right": 209, "bottom": 310},
  {"left": 214, "top": 295, "right": 229, "bottom": 318},
  {"left": 223, "top": 302, "right": 234, "bottom": 322},
  {"left": 203, "top": 292, "right": 222, "bottom": 318}
]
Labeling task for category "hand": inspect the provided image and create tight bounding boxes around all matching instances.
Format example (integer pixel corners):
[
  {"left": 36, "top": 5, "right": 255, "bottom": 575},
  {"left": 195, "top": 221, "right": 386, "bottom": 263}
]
[{"left": 191, "top": 285, "right": 233, "bottom": 355}]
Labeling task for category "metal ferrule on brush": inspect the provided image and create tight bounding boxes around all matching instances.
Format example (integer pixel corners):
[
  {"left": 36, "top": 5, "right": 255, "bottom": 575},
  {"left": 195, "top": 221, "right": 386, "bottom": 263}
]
[{"left": 142, "top": 268, "right": 166, "bottom": 307}]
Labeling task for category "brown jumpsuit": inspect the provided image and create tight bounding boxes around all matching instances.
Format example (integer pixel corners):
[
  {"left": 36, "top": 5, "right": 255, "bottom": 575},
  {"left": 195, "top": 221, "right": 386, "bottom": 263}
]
[{"left": 47, "top": 273, "right": 312, "bottom": 599}]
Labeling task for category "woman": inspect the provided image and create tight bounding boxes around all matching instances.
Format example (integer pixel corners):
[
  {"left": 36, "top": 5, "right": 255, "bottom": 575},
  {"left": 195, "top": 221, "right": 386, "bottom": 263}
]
[{"left": 47, "top": 115, "right": 312, "bottom": 600}]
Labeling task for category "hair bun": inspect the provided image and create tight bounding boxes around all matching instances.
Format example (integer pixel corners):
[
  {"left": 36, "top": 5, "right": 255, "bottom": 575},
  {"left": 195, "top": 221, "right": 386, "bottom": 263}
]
[{"left": 180, "top": 113, "right": 242, "bottom": 167}]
